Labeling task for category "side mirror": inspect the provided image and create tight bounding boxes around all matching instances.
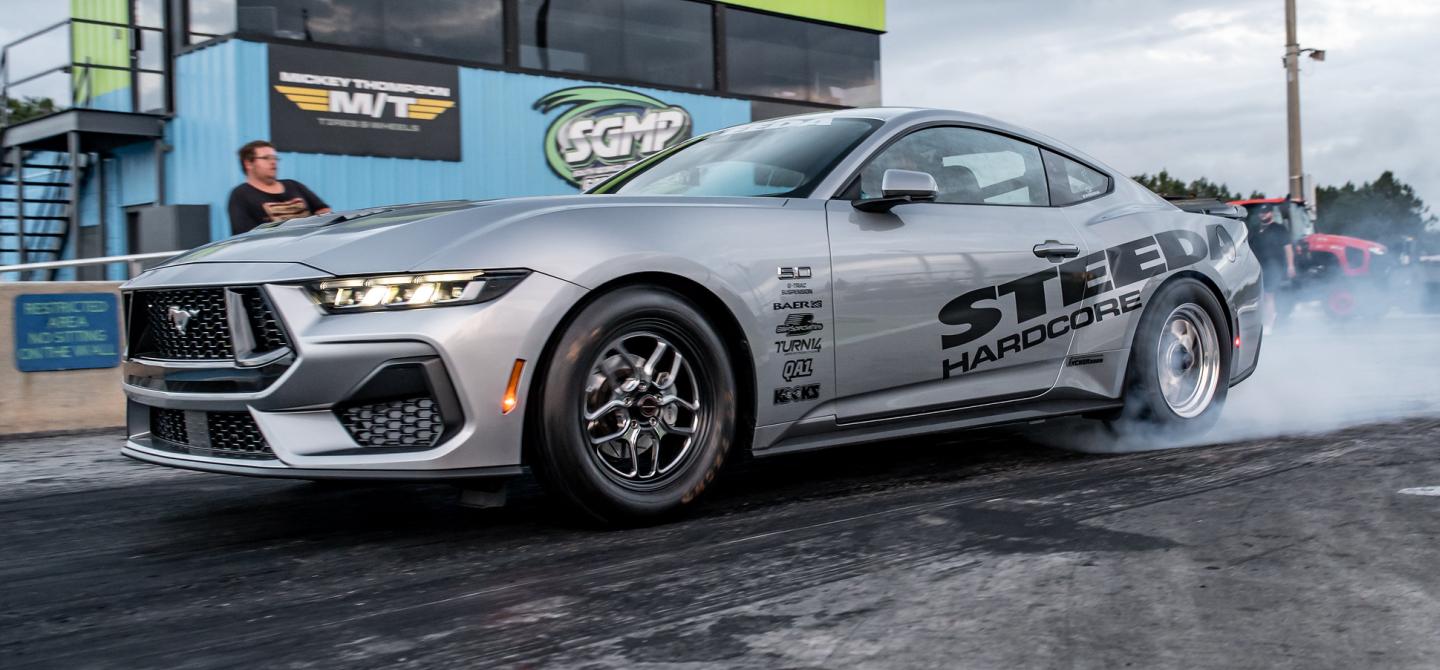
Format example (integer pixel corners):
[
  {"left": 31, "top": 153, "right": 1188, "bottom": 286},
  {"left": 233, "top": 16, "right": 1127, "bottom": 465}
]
[{"left": 854, "top": 169, "right": 939, "bottom": 213}]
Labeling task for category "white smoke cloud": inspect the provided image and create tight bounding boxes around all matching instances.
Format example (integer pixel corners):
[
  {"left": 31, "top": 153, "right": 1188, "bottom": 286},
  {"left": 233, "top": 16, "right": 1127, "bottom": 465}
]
[{"left": 1034, "top": 296, "right": 1440, "bottom": 454}]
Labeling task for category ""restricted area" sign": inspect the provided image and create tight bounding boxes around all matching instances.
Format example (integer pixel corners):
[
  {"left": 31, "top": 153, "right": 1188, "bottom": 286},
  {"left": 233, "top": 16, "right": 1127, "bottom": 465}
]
[{"left": 13, "top": 293, "right": 121, "bottom": 372}]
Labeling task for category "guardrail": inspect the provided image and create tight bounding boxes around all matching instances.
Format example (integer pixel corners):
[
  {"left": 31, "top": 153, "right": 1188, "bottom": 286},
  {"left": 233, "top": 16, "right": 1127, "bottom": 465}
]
[{"left": 0, "top": 250, "right": 181, "bottom": 279}]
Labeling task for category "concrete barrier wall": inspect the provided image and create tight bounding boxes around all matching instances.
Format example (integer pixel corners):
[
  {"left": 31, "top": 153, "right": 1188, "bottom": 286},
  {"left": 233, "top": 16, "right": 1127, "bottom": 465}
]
[{"left": 1, "top": 282, "right": 127, "bottom": 436}]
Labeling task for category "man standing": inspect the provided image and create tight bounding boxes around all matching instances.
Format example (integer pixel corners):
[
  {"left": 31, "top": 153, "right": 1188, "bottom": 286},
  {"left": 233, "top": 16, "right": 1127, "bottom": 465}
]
[
  {"left": 227, "top": 140, "right": 331, "bottom": 235},
  {"left": 1250, "top": 209, "right": 1297, "bottom": 333}
]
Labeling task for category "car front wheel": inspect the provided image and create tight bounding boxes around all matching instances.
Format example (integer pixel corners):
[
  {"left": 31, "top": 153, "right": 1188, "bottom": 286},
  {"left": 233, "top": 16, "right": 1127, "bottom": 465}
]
[{"left": 532, "top": 286, "right": 737, "bottom": 524}]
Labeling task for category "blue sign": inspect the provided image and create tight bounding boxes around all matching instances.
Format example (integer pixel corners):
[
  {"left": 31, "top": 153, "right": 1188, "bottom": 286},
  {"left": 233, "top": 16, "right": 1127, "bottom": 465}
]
[{"left": 13, "top": 293, "right": 122, "bottom": 372}]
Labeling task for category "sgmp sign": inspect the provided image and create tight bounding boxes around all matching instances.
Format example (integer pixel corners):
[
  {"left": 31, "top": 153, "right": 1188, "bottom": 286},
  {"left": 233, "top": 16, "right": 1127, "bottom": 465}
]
[{"left": 536, "top": 86, "right": 692, "bottom": 190}]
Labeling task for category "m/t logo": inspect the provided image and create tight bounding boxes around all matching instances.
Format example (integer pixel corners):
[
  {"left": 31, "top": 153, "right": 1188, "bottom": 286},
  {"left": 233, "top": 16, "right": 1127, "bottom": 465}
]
[{"left": 275, "top": 86, "right": 455, "bottom": 121}]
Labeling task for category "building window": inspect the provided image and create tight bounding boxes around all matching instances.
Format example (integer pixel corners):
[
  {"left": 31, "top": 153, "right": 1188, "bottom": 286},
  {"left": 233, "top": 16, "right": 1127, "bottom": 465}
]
[
  {"left": 234, "top": 0, "right": 504, "bottom": 64},
  {"left": 189, "top": 0, "right": 237, "bottom": 43},
  {"left": 519, "top": 0, "right": 714, "bottom": 90},
  {"left": 725, "top": 9, "right": 880, "bottom": 107},
  {"left": 749, "top": 100, "right": 838, "bottom": 121}
]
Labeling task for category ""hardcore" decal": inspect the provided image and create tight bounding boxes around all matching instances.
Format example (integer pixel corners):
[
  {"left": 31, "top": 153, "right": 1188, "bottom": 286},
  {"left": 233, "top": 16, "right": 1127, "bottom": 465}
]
[{"left": 939, "top": 225, "right": 1234, "bottom": 377}]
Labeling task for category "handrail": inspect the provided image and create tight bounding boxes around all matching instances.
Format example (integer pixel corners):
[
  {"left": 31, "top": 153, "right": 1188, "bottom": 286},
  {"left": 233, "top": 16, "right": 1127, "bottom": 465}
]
[
  {"left": 2, "top": 16, "right": 171, "bottom": 124},
  {"left": 0, "top": 251, "right": 182, "bottom": 278}
]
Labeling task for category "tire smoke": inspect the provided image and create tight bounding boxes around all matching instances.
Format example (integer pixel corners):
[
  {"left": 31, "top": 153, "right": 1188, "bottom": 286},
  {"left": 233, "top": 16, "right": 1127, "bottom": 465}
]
[{"left": 1032, "top": 296, "right": 1440, "bottom": 453}]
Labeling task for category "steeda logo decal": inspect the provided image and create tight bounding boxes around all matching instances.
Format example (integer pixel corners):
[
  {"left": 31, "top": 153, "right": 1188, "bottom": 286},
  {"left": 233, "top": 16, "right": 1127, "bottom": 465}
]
[{"left": 535, "top": 87, "right": 691, "bottom": 190}]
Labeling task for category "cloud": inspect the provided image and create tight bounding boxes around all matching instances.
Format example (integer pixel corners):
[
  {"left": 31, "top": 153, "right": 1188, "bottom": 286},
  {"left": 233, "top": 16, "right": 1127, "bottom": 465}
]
[{"left": 883, "top": 0, "right": 1440, "bottom": 211}]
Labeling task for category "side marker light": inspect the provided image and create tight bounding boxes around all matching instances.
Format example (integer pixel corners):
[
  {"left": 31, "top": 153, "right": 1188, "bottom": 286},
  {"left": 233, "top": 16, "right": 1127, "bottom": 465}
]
[{"left": 502, "top": 359, "right": 525, "bottom": 414}]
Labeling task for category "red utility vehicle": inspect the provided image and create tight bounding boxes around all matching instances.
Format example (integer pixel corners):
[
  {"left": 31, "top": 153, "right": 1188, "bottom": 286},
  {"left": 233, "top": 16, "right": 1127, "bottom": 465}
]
[{"left": 1229, "top": 197, "right": 1395, "bottom": 320}]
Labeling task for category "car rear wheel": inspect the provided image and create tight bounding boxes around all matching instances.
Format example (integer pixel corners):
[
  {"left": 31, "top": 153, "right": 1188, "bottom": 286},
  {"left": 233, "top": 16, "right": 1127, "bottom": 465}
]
[
  {"left": 531, "top": 286, "right": 737, "bottom": 524},
  {"left": 1113, "top": 279, "right": 1231, "bottom": 438}
]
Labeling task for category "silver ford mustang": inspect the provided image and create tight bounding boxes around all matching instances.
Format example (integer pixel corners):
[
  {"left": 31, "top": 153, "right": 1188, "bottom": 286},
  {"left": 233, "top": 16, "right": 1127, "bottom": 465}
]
[{"left": 120, "top": 108, "right": 1263, "bottom": 522}]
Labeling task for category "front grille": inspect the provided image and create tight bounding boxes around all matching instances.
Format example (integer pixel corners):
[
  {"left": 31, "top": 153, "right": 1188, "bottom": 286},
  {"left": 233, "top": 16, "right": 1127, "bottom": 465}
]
[
  {"left": 130, "top": 287, "right": 291, "bottom": 361},
  {"left": 137, "top": 288, "right": 232, "bottom": 360},
  {"left": 150, "top": 407, "right": 188, "bottom": 445},
  {"left": 146, "top": 406, "right": 273, "bottom": 459},
  {"left": 207, "top": 412, "right": 272, "bottom": 455},
  {"left": 235, "top": 288, "right": 290, "bottom": 354},
  {"left": 339, "top": 396, "right": 445, "bottom": 448}
]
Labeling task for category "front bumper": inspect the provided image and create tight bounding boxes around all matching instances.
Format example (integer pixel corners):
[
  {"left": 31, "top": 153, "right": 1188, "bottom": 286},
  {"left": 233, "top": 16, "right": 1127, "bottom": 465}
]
[{"left": 121, "top": 262, "right": 586, "bottom": 479}]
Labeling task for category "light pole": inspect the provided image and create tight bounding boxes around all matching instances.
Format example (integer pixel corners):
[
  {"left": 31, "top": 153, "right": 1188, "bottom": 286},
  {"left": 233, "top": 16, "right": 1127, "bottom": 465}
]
[{"left": 1284, "top": 0, "right": 1325, "bottom": 201}]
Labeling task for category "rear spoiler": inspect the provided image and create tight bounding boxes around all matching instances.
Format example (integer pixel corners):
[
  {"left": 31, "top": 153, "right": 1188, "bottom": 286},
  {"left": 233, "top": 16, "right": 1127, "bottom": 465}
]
[{"left": 1164, "top": 196, "right": 1248, "bottom": 220}]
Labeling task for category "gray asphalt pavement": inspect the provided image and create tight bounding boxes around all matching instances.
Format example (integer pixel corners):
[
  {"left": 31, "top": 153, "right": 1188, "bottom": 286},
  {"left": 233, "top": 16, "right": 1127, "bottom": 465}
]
[{"left": 2, "top": 313, "right": 1439, "bottom": 669}]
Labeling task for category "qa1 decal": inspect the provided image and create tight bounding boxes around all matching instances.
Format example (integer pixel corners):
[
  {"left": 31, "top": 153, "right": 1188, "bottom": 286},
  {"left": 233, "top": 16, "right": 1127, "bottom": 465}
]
[
  {"left": 938, "top": 225, "right": 1236, "bottom": 377},
  {"left": 534, "top": 86, "right": 692, "bottom": 190}
]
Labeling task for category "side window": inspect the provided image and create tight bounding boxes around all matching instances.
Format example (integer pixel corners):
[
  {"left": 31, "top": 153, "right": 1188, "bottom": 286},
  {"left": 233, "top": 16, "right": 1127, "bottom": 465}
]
[
  {"left": 1042, "top": 149, "right": 1111, "bottom": 205},
  {"left": 858, "top": 127, "right": 1049, "bottom": 206}
]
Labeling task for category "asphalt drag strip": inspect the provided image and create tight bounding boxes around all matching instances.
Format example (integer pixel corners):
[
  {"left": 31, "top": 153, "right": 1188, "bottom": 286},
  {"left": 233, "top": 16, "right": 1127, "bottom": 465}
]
[{"left": 2, "top": 417, "right": 1439, "bottom": 669}]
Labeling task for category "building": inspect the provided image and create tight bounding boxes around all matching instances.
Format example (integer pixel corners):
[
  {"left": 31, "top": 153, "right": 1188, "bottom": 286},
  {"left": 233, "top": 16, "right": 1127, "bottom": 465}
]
[{"left": 1, "top": 0, "right": 884, "bottom": 279}]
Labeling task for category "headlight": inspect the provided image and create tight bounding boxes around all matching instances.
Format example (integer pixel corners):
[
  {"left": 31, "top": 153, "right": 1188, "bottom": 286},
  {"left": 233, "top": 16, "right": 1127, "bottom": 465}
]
[{"left": 306, "top": 270, "right": 529, "bottom": 312}]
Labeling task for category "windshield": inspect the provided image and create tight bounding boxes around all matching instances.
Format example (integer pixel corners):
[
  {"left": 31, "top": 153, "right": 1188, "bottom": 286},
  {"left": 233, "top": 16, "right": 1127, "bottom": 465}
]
[{"left": 593, "top": 117, "right": 882, "bottom": 198}]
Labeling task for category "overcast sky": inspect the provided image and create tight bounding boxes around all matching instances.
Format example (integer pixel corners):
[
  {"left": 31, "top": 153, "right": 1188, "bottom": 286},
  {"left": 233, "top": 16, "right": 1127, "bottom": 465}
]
[
  {"left": 883, "top": 0, "right": 1440, "bottom": 210},
  {"left": 4, "top": 1, "right": 1437, "bottom": 210}
]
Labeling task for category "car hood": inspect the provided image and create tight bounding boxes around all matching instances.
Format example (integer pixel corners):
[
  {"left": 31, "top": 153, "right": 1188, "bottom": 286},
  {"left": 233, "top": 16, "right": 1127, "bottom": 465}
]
[{"left": 155, "top": 195, "right": 787, "bottom": 277}]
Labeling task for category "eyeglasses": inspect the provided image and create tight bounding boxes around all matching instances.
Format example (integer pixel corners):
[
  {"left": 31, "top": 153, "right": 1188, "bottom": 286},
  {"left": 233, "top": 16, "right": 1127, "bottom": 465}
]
[{"left": 252, "top": 155, "right": 280, "bottom": 162}]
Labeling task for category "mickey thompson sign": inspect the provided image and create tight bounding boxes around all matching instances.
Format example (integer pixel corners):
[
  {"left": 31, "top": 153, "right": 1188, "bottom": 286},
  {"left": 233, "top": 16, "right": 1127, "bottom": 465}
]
[{"left": 268, "top": 44, "right": 461, "bottom": 161}]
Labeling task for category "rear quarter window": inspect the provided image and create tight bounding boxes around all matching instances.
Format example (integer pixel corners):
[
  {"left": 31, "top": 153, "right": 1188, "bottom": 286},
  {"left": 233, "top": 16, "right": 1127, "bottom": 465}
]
[{"left": 1042, "top": 149, "right": 1110, "bottom": 205}]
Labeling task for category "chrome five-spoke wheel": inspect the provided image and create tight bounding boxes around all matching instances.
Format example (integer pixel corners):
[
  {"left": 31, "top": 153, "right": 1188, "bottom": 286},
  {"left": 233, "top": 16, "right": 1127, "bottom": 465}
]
[{"left": 582, "top": 332, "right": 704, "bottom": 488}]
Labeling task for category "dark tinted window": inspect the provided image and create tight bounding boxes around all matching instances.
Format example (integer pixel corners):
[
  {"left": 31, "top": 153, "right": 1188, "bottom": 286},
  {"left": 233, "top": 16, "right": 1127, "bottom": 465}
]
[
  {"left": 749, "top": 100, "right": 838, "bottom": 121},
  {"left": 237, "top": 0, "right": 503, "bottom": 63},
  {"left": 1042, "top": 149, "right": 1110, "bottom": 205},
  {"left": 726, "top": 10, "right": 880, "bottom": 106},
  {"left": 190, "top": 0, "right": 237, "bottom": 41},
  {"left": 859, "top": 127, "right": 1049, "bottom": 206},
  {"left": 520, "top": 0, "right": 714, "bottom": 90}
]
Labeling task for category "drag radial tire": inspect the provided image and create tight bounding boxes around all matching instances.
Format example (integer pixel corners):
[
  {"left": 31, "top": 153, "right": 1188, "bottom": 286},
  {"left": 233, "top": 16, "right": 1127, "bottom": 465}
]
[
  {"left": 1114, "top": 278, "right": 1232, "bottom": 440},
  {"left": 532, "top": 286, "right": 737, "bottom": 525}
]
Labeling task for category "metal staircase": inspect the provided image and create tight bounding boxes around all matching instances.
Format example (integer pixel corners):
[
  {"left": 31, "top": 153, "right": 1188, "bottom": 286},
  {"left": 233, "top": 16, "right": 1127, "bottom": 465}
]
[
  {"left": 1, "top": 11, "right": 171, "bottom": 281},
  {"left": 1, "top": 148, "right": 83, "bottom": 280}
]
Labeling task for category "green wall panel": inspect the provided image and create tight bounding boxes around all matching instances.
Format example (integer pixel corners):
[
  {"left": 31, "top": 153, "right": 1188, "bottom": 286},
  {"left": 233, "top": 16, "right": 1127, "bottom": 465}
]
[
  {"left": 719, "top": 0, "right": 885, "bottom": 31},
  {"left": 70, "top": 0, "right": 131, "bottom": 103}
]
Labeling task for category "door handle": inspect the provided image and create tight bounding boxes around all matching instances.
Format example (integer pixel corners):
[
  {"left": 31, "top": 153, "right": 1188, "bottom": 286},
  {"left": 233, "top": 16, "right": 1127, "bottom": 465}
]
[{"left": 1033, "top": 240, "right": 1080, "bottom": 259}]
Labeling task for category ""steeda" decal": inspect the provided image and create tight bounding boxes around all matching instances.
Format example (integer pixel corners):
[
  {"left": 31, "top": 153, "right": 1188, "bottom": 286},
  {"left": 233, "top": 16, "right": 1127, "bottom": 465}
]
[
  {"left": 535, "top": 87, "right": 691, "bottom": 190},
  {"left": 938, "top": 225, "right": 1236, "bottom": 377}
]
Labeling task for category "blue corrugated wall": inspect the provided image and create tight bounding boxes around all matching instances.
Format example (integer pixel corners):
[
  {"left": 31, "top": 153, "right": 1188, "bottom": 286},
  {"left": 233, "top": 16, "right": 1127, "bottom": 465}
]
[
  {"left": 34, "top": 38, "right": 753, "bottom": 279},
  {"left": 165, "top": 40, "right": 753, "bottom": 243}
]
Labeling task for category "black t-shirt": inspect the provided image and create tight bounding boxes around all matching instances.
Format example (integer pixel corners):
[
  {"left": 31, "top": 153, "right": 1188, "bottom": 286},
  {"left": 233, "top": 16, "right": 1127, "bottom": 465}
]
[
  {"left": 1250, "top": 223, "right": 1291, "bottom": 267},
  {"left": 227, "top": 179, "right": 330, "bottom": 235}
]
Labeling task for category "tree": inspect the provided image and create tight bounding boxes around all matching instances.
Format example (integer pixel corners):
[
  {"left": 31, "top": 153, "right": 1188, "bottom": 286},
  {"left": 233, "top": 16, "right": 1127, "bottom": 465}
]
[
  {"left": 1315, "top": 171, "right": 1436, "bottom": 245},
  {"left": 1131, "top": 169, "right": 1258, "bottom": 201},
  {"left": 2, "top": 96, "right": 57, "bottom": 126}
]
